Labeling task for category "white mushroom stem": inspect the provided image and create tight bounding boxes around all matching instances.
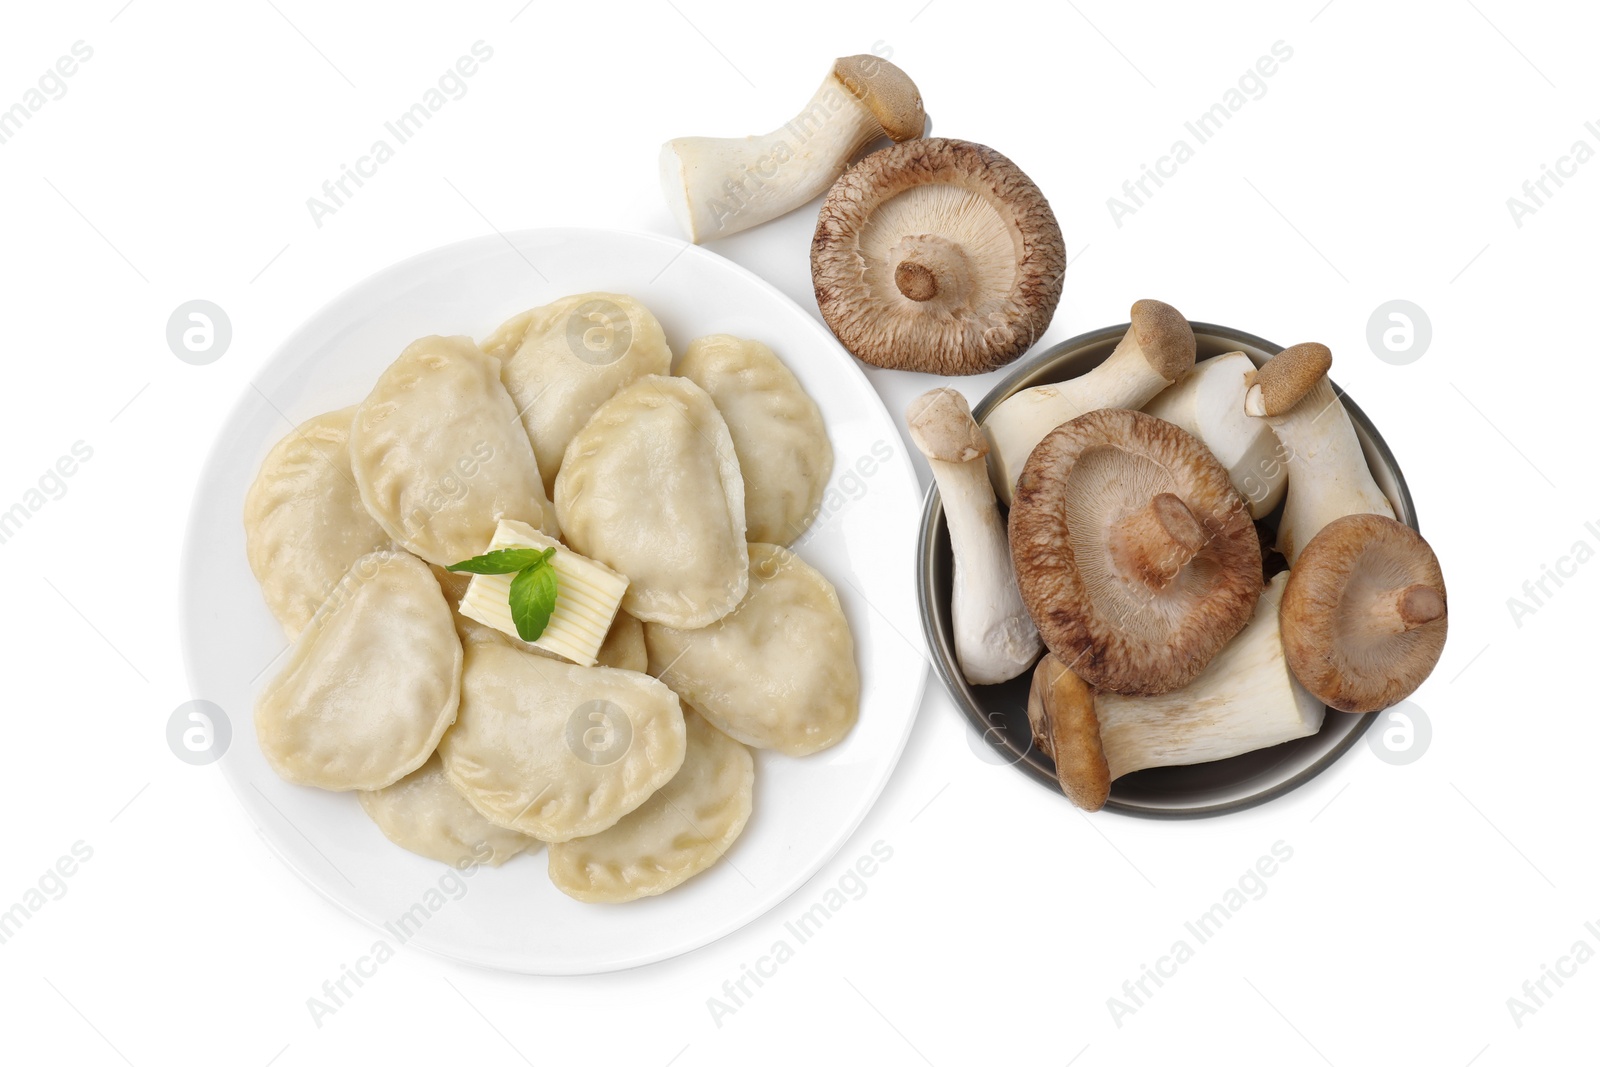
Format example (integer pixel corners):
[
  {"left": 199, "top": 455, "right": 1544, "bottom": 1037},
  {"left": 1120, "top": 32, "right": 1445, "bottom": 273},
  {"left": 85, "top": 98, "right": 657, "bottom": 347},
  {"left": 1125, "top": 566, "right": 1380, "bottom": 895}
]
[
  {"left": 1245, "top": 373, "right": 1395, "bottom": 565},
  {"left": 1096, "top": 573, "right": 1323, "bottom": 779},
  {"left": 984, "top": 301, "right": 1194, "bottom": 505},
  {"left": 660, "top": 58, "right": 921, "bottom": 243},
  {"left": 1143, "top": 352, "right": 1287, "bottom": 519},
  {"left": 908, "top": 389, "right": 1041, "bottom": 685}
]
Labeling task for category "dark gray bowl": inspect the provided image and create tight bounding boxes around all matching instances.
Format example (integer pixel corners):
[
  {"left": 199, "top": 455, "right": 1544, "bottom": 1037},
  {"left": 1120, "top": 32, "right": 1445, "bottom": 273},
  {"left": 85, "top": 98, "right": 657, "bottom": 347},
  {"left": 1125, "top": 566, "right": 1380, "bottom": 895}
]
[{"left": 917, "top": 322, "right": 1418, "bottom": 817}]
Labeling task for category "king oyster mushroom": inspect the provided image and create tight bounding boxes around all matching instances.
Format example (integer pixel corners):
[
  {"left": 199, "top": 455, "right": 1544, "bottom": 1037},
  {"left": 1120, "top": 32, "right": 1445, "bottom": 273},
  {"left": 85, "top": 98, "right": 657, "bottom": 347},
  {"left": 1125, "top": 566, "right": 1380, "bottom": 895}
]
[
  {"left": 812, "top": 137, "right": 1065, "bottom": 375},
  {"left": 906, "top": 387, "right": 1040, "bottom": 685},
  {"left": 1028, "top": 572, "right": 1324, "bottom": 811},
  {"left": 1279, "top": 513, "right": 1447, "bottom": 713},
  {"left": 1008, "top": 409, "right": 1262, "bottom": 696},
  {"left": 1243, "top": 342, "right": 1395, "bottom": 563},
  {"left": 985, "top": 300, "right": 1195, "bottom": 505},
  {"left": 661, "top": 55, "right": 926, "bottom": 243},
  {"left": 1143, "top": 351, "right": 1287, "bottom": 519}
]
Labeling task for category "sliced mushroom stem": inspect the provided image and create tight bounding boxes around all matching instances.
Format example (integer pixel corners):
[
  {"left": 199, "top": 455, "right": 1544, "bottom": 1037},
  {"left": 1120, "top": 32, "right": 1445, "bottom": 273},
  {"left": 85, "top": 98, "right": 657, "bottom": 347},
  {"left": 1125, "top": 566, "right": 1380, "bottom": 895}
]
[
  {"left": 1029, "top": 573, "right": 1323, "bottom": 810},
  {"left": 1143, "top": 351, "right": 1287, "bottom": 519},
  {"left": 1243, "top": 343, "right": 1395, "bottom": 564},
  {"left": 1108, "top": 493, "right": 1205, "bottom": 591},
  {"left": 985, "top": 300, "right": 1195, "bottom": 505},
  {"left": 909, "top": 388, "right": 1041, "bottom": 685},
  {"left": 661, "top": 56, "right": 924, "bottom": 243},
  {"left": 894, "top": 260, "right": 939, "bottom": 301}
]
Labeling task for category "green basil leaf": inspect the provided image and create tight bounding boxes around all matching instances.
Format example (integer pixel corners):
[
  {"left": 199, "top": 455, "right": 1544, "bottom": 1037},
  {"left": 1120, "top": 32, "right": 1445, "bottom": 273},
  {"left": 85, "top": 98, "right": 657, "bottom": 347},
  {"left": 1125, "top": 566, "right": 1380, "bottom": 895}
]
[
  {"left": 509, "top": 561, "right": 559, "bottom": 641},
  {"left": 447, "top": 548, "right": 550, "bottom": 575}
]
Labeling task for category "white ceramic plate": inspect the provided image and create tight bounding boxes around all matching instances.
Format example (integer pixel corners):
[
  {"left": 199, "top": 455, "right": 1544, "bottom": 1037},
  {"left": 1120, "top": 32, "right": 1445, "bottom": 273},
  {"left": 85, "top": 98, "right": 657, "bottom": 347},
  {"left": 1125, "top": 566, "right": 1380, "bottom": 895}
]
[{"left": 179, "top": 228, "right": 927, "bottom": 974}]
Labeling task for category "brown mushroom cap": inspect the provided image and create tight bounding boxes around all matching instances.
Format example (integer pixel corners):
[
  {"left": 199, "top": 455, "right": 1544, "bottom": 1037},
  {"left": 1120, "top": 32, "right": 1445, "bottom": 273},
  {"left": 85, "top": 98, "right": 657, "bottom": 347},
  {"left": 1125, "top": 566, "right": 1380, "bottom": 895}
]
[
  {"left": 812, "top": 138, "right": 1066, "bottom": 375},
  {"left": 1009, "top": 409, "right": 1263, "bottom": 696},
  {"left": 1027, "top": 654, "right": 1111, "bottom": 811},
  {"left": 1280, "top": 513, "right": 1447, "bottom": 713},
  {"left": 832, "top": 55, "right": 925, "bottom": 143},
  {"left": 1128, "top": 299, "right": 1197, "bottom": 383},
  {"left": 1250, "top": 342, "right": 1333, "bottom": 416}
]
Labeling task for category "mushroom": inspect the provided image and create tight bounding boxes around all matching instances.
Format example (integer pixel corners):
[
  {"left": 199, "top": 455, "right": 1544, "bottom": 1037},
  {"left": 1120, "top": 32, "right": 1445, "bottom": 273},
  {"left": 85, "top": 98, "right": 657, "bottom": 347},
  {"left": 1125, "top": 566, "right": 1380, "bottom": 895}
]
[
  {"left": 1142, "top": 351, "right": 1287, "bottom": 519},
  {"left": 812, "top": 137, "right": 1065, "bottom": 375},
  {"left": 1243, "top": 342, "right": 1395, "bottom": 563},
  {"left": 1279, "top": 513, "right": 1447, "bottom": 713},
  {"left": 908, "top": 388, "right": 1041, "bottom": 685},
  {"left": 1008, "top": 408, "right": 1262, "bottom": 696},
  {"left": 984, "top": 300, "right": 1194, "bottom": 505},
  {"left": 660, "top": 55, "right": 925, "bottom": 243},
  {"left": 1028, "top": 572, "right": 1324, "bottom": 811}
]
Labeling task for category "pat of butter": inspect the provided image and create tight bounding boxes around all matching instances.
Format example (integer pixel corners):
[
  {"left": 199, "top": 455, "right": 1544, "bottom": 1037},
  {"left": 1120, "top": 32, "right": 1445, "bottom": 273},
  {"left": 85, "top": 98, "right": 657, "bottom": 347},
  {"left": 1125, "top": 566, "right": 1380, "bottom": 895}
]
[{"left": 458, "top": 519, "right": 629, "bottom": 667}]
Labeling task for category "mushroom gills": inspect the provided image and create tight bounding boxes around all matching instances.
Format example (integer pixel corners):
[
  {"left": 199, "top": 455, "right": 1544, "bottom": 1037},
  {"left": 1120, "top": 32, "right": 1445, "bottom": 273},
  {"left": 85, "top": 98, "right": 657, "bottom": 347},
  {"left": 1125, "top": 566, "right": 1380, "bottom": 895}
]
[
  {"left": 1009, "top": 408, "right": 1263, "bottom": 697},
  {"left": 1279, "top": 513, "right": 1447, "bottom": 713},
  {"left": 813, "top": 138, "right": 1065, "bottom": 375}
]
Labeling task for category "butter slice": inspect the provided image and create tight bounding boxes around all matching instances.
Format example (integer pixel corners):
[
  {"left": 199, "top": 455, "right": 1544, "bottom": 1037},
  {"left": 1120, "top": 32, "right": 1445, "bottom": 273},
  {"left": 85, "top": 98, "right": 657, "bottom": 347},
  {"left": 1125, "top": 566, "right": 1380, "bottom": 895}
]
[{"left": 458, "top": 519, "right": 629, "bottom": 666}]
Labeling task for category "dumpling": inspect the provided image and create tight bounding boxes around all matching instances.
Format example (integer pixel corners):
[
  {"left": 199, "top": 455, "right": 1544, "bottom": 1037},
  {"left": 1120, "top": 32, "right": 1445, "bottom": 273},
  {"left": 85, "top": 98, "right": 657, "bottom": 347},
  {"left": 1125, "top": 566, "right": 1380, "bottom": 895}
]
[
  {"left": 555, "top": 375, "right": 748, "bottom": 628},
  {"left": 350, "top": 335, "right": 556, "bottom": 568},
  {"left": 482, "top": 293, "right": 672, "bottom": 495},
  {"left": 645, "top": 543, "right": 859, "bottom": 756},
  {"left": 429, "top": 563, "right": 472, "bottom": 608},
  {"left": 244, "top": 407, "right": 391, "bottom": 638},
  {"left": 256, "top": 550, "right": 461, "bottom": 790},
  {"left": 548, "top": 709, "right": 753, "bottom": 903},
  {"left": 438, "top": 643, "right": 686, "bottom": 841},
  {"left": 358, "top": 754, "right": 538, "bottom": 867},
  {"left": 677, "top": 335, "right": 832, "bottom": 545},
  {"left": 596, "top": 612, "right": 647, "bottom": 673}
]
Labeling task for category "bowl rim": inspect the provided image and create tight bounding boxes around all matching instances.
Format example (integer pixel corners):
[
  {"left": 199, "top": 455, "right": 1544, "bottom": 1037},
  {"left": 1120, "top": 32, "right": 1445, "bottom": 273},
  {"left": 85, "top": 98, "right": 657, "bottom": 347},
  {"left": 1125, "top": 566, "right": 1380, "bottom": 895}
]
[{"left": 916, "top": 319, "right": 1416, "bottom": 818}]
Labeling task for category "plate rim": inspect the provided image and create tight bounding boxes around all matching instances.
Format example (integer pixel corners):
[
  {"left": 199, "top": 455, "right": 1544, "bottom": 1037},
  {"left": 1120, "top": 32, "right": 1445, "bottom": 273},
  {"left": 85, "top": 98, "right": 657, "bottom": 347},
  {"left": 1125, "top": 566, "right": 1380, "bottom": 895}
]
[
  {"left": 916, "top": 320, "right": 1412, "bottom": 819},
  {"left": 177, "top": 225, "right": 928, "bottom": 974}
]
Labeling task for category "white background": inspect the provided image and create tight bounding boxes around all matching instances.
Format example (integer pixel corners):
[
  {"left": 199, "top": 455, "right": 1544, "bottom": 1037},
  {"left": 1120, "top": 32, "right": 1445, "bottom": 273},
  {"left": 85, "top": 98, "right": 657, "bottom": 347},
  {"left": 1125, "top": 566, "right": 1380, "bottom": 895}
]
[{"left": 0, "top": 0, "right": 1584, "bottom": 1063}]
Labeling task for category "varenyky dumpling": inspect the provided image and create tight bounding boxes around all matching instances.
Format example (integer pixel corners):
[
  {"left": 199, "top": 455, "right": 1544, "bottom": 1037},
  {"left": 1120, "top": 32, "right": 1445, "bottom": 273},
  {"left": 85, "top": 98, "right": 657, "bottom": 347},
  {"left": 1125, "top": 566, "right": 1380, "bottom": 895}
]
[
  {"left": 244, "top": 407, "right": 391, "bottom": 638},
  {"left": 482, "top": 292, "right": 672, "bottom": 496},
  {"left": 358, "top": 754, "right": 538, "bottom": 867},
  {"left": 555, "top": 375, "right": 748, "bottom": 628},
  {"left": 438, "top": 643, "right": 686, "bottom": 841},
  {"left": 677, "top": 335, "right": 832, "bottom": 546},
  {"left": 547, "top": 709, "right": 753, "bottom": 903},
  {"left": 645, "top": 543, "right": 859, "bottom": 756},
  {"left": 350, "top": 335, "right": 556, "bottom": 568},
  {"left": 256, "top": 550, "right": 461, "bottom": 790}
]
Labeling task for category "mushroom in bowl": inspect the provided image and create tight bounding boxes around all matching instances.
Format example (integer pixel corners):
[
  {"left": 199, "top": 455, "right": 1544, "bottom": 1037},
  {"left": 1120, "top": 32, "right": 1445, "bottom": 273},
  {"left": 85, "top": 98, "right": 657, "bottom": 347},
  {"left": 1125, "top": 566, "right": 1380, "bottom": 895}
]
[
  {"left": 985, "top": 299, "right": 1195, "bottom": 505},
  {"left": 1028, "top": 573, "right": 1324, "bottom": 811},
  {"left": 1007, "top": 408, "right": 1263, "bottom": 697},
  {"left": 1243, "top": 342, "right": 1395, "bottom": 564},
  {"left": 906, "top": 387, "right": 1039, "bottom": 686},
  {"left": 1279, "top": 513, "right": 1447, "bottom": 713},
  {"left": 915, "top": 319, "right": 1432, "bottom": 816}
]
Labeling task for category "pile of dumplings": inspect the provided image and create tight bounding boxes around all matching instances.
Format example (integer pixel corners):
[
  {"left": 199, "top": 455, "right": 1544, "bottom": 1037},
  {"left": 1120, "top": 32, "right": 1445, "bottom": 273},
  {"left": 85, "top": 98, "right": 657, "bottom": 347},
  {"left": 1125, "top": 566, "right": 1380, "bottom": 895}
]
[{"left": 244, "top": 293, "right": 860, "bottom": 904}]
